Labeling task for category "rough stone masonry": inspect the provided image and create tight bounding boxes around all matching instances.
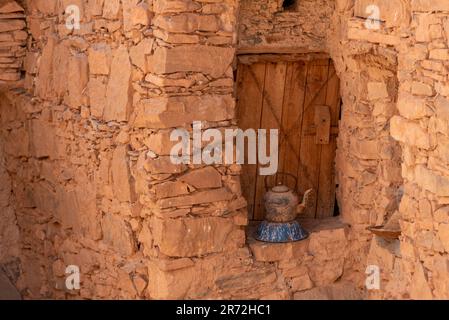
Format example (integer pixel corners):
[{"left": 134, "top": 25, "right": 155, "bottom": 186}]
[{"left": 0, "top": 0, "right": 449, "bottom": 300}]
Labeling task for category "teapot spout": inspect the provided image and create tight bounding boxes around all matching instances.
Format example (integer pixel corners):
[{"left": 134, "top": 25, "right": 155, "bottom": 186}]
[
  {"left": 296, "top": 203, "right": 306, "bottom": 215},
  {"left": 296, "top": 189, "right": 314, "bottom": 217}
]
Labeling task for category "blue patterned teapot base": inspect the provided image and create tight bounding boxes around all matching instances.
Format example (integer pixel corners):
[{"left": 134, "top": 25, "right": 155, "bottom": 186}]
[{"left": 256, "top": 220, "right": 309, "bottom": 243}]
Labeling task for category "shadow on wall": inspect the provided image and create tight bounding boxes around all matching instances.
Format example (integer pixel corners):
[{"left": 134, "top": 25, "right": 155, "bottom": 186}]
[{"left": 0, "top": 0, "right": 27, "bottom": 84}]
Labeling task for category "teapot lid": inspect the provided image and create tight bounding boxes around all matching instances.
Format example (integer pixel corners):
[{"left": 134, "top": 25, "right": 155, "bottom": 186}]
[{"left": 271, "top": 185, "right": 290, "bottom": 193}]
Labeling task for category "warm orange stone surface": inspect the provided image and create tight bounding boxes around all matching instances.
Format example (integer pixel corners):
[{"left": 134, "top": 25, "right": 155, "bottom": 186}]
[{"left": 1, "top": 0, "right": 449, "bottom": 300}]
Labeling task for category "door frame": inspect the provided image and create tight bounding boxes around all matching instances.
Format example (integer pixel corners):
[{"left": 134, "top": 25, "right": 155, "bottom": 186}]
[{"left": 235, "top": 51, "right": 341, "bottom": 220}]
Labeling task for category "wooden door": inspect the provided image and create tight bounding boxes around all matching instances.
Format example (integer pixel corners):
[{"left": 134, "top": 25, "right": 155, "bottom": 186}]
[{"left": 236, "top": 58, "right": 341, "bottom": 220}]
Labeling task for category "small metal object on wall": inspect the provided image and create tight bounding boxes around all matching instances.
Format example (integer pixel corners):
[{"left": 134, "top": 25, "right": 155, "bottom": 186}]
[{"left": 314, "top": 105, "right": 331, "bottom": 145}]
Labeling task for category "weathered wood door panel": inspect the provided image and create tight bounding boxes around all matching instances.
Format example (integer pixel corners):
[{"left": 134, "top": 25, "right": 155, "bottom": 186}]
[{"left": 237, "top": 58, "right": 341, "bottom": 220}]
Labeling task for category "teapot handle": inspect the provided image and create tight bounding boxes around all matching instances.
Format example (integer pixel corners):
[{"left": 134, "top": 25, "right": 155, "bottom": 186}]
[{"left": 264, "top": 172, "right": 298, "bottom": 191}]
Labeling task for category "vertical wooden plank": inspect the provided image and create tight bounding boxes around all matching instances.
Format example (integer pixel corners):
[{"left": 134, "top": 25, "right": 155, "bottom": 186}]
[
  {"left": 279, "top": 61, "right": 307, "bottom": 182},
  {"left": 237, "top": 63, "right": 266, "bottom": 220},
  {"left": 277, "top": 62, "right": 294, "bottom": 184},
  {"left": 253, "top": 62, "right": 287, "bottom": 220},
  {"left": 297, "top": 59, "right": 330, "bottom": 218},
  {"left": 317, "top": 61, "right": 341, "bottom": 218}
]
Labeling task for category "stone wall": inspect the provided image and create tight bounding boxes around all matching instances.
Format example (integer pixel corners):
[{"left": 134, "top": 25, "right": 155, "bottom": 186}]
[
  {"left": 0, "top": 0, "right": 26, "bottom": 83},
  {"left": 0, "top": 92, "right": 21, "bottom": 289},
  {"left": 0, "top": 0, "right": 363, "bottom": 300},
  {"left": 238, "top": 0, "right": 449, "bottom": 300},
  {"left": 327, "top": 0, "right": 406, "bottom": 297},
  {"left": 387, "top": 1, "right": 449, "bottom": 299},
  {"left": 329, "top": 0, "right": 449, "bottom": 299},
  {"left": 238, "top": 0, "right": 333, "bottom": 51},
  {"left": 1, "top": 0, "right": 449, "bottom": 300}
]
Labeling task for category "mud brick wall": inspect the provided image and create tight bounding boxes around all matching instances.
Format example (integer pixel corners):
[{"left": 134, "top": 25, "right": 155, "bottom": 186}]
[{"left": 0, "top": 0, "right": 26, "bottom": 83}]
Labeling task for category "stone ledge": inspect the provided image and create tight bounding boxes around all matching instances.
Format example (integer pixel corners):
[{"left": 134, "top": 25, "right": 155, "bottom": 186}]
[{"left": 248, "top": 217, "right": 349, "bottom": 262}]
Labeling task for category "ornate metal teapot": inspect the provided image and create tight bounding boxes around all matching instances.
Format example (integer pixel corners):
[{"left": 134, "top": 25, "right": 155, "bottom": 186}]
[{"left": 256, "top": 173, "right": 314, "bottom": 243}]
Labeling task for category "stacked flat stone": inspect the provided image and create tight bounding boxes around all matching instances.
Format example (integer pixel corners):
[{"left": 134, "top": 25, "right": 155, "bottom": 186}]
[
  {"left": 0, "top": 0, "right": 26, "bottom": 83},
  {"left": 2, "top": 0, "right": 449, "bottom": 301}
]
